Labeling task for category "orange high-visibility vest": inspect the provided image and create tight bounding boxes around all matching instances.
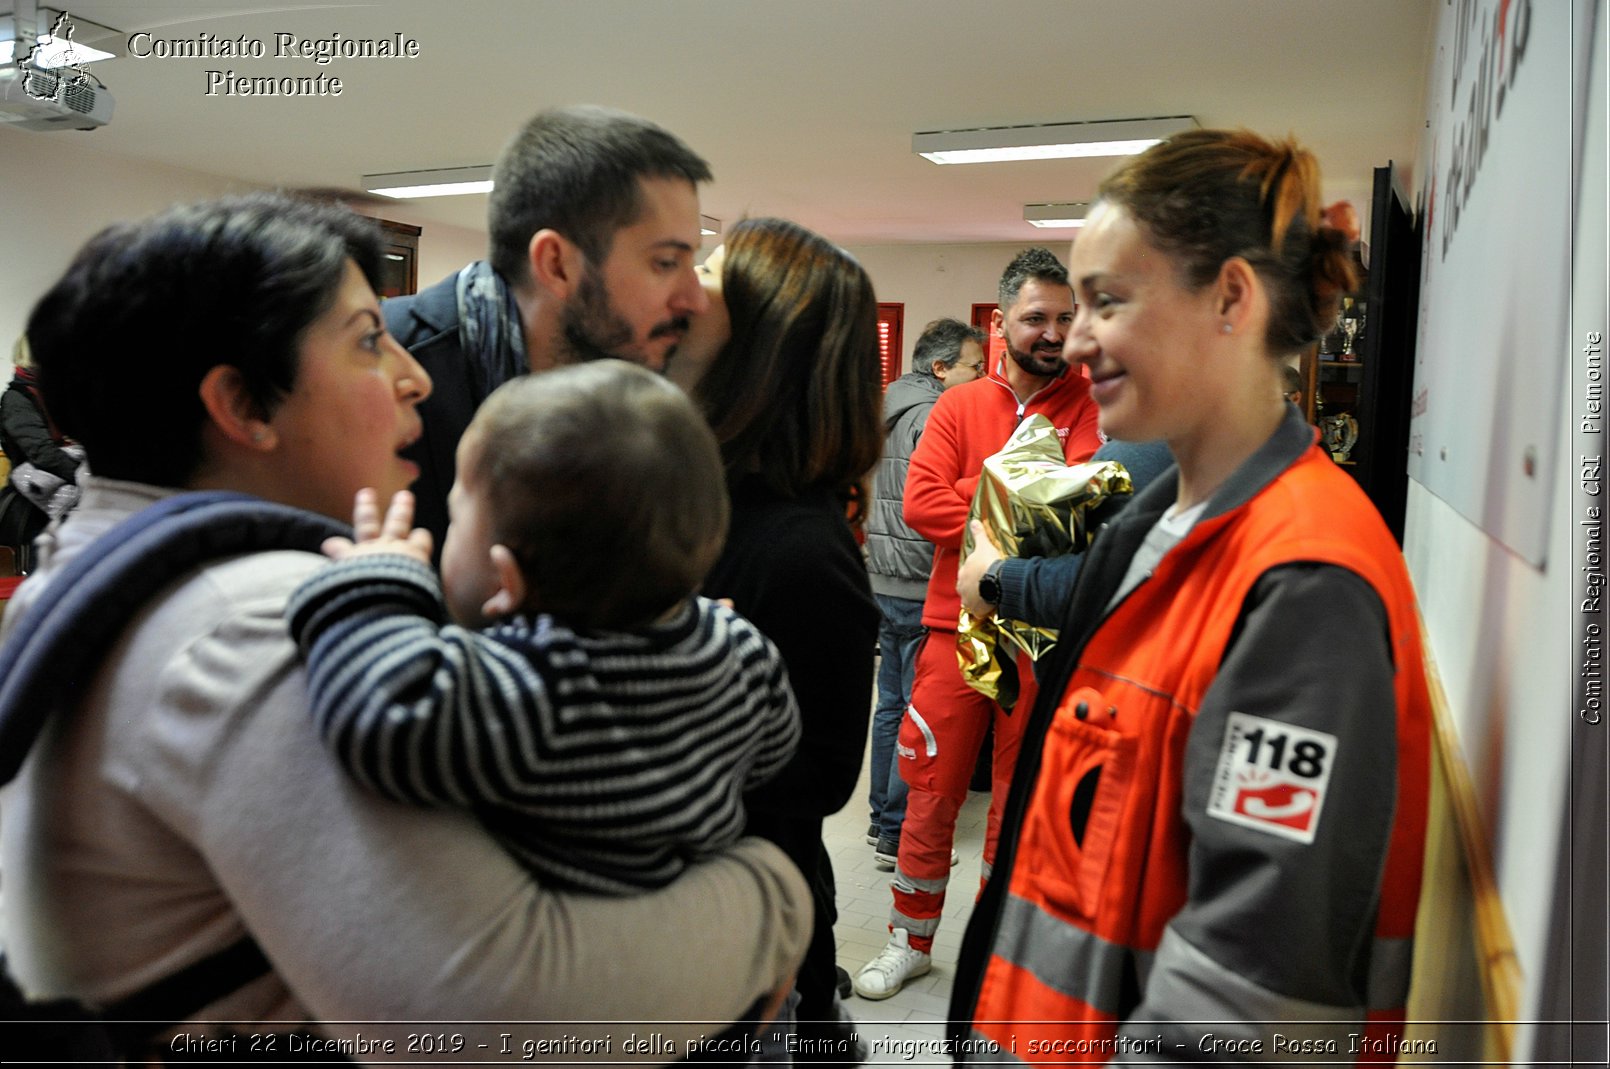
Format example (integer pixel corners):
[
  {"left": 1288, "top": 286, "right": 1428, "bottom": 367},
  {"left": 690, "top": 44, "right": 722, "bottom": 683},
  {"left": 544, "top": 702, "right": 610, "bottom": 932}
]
[{"left": 960, "top": 443, "right": 1430, "bottom": 1064}]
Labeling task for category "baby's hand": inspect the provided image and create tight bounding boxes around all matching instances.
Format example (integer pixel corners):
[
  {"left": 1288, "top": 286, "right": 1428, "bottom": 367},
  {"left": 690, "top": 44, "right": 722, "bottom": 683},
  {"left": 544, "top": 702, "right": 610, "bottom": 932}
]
[{"left": 320, "top": 488, "right": 434, "bottom": 564}]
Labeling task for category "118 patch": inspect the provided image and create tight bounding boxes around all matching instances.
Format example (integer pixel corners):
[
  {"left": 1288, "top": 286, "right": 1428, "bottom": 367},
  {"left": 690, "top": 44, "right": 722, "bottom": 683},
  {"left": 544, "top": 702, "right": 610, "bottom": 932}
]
[{"left": 1206, "top": 711, "right": 1337, "bottom": 844}]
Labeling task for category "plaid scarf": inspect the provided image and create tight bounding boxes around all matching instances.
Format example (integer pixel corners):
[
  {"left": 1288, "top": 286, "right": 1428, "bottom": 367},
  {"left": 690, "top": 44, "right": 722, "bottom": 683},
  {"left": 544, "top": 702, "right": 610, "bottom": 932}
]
[{"left": 453, "top": 260, "right": 527, "bottom": 401}]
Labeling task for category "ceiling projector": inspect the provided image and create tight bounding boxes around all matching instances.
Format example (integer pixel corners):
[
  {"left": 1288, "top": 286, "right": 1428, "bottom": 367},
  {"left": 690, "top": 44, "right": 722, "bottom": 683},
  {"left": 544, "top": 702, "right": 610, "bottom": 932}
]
[{"left": 0, "top": 62, "right": 114, "bottom": 131}]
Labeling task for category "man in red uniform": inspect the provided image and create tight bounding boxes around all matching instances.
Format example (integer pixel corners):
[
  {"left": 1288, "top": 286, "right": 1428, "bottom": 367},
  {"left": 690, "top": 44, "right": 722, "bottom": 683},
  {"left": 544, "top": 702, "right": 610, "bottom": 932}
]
[{"left": 853, "top": 248, "right": 1101, "bottom": 1000}]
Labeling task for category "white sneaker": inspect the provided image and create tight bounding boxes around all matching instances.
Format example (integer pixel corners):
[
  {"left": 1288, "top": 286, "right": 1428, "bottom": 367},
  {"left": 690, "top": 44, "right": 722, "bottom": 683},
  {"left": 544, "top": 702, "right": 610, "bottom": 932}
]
[{"left": 852, "top": 928, "right": 932, "bottom": 1000}]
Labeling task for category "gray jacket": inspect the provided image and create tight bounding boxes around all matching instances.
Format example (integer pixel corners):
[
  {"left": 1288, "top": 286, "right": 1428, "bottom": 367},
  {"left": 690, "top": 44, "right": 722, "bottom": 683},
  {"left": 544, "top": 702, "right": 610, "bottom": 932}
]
[{"left": 866, "top": 371, "right": 944, "bottom": 599}]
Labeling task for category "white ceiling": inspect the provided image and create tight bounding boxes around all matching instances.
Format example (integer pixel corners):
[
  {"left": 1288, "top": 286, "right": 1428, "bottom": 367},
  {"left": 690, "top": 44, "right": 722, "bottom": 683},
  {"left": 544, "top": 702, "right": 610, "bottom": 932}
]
[{"left": 31, "top": 0, "right": 1437, "bottom": 246}]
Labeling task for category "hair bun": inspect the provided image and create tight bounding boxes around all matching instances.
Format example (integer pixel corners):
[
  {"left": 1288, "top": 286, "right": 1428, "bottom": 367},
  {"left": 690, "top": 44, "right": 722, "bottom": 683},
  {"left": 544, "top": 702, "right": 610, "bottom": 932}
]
[{"left": 1308, "top": 224, "right": 1359, "bottom": 324}]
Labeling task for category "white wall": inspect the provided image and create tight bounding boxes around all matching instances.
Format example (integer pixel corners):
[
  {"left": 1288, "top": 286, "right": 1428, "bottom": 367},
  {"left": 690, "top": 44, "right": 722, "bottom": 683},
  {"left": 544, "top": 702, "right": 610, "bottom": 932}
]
[
  {"left": 0, "top": 126, "right": 486, "bottom": 365},
  {"left": 0, "top": 126, "right": 243, "bottom": 361},
  {"left": 1403, "top": 422, "right": 1573, "bottom": 1023},
  {"left": 843, "top": 242, "right": 1048, "bottom": 371}
]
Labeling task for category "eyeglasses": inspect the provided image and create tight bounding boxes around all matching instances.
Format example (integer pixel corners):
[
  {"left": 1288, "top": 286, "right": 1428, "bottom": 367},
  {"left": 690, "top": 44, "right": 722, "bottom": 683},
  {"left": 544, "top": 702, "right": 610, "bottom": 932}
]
[{"left": 958, "top": 361, "right": 986, "bottom": 374}]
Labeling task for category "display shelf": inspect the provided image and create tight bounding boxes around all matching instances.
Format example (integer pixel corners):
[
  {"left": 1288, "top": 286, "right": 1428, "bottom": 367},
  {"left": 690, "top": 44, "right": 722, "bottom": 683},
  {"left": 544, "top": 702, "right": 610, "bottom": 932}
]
[{"left": 1296, "top": 162, "right": 1421, "bottom": 542}]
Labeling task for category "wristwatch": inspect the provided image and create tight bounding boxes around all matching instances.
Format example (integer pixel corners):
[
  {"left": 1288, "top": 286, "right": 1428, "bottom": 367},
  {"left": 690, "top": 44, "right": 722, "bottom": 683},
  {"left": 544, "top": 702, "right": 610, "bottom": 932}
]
[{"left": 977, "top": 560, "right": 1005, "bottom": 606}]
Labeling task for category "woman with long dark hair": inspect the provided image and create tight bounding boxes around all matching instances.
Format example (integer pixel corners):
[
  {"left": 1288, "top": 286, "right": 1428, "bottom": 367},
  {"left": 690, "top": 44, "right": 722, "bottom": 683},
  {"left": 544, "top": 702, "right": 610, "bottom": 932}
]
[{"left": 679, "top": 217, "right": 884, "bottom": 1053}]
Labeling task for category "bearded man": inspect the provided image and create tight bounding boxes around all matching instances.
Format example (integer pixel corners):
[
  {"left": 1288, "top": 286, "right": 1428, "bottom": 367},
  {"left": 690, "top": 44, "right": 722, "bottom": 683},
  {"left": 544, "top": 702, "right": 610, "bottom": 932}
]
[
  {"left": 384, "top": 105, "right": 712, "bottom": 549},
  {"left": 854, "top": 247, "right": 1102, "bottom": 1000}
]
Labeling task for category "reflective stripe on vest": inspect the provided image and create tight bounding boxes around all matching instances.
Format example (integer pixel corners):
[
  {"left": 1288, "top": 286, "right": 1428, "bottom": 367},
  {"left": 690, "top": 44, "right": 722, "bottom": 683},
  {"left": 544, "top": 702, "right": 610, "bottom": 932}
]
[{"left": 988, "top": 892, "right": 1144, "bottom": 1018}]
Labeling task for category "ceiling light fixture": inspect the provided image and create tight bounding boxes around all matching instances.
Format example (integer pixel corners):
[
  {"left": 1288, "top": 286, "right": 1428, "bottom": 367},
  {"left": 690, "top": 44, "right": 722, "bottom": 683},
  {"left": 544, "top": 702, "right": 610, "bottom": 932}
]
[
  {"left": 1023, "top": 203, "right": 1089, "bottom": 229},
  {"left": 913, "top": 116, "right": 1197, "bottom": 165},
  {"left": 362, "top": 165, "right": 493, "bottom": 199},
  {"left": 700, "top": 214, "right": 721, "bottom": 236}
]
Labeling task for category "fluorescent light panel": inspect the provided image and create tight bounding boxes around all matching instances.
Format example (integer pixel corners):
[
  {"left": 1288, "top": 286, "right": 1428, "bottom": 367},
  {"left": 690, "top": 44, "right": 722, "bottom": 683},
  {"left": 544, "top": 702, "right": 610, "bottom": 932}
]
[
  {"left": 700, "top": 214, "right": 721, "bottom": 236},
  {"left": 363, "top": 166, "right": 493, "bottom": 199},
  {"left": 914, "top": 116, "right": 1197, "bottom": 165},
  {"left": 1024, "top": 203, "right": 1089, "bottom": 229}
]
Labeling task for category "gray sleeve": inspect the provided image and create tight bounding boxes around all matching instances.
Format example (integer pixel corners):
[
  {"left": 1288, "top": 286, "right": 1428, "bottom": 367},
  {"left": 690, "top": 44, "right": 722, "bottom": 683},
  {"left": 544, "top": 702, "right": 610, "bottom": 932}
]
[{"left": 1116, "top": 563, "right": 1398, "bottom": 1062}]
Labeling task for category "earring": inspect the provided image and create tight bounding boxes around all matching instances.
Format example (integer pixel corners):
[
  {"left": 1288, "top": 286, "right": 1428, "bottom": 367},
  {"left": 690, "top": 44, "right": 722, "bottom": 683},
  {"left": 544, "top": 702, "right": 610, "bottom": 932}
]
[
  {"left": 1221, "top": 323, "right": 1233, "bottom": 334},
  {"left": 251, "top": 429, "right": 267, "bottom": 443}
]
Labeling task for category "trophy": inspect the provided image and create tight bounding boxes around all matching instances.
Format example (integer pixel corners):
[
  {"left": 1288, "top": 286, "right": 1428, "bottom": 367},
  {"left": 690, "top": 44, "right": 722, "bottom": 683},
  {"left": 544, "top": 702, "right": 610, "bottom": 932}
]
[
  {"left": 1337, "top": 316, "right": 1361, "bottom": 361},
  {"left": 1321, "top": 413, "right": 1359, "bottom": 462},
  {"left": 1318, "top": 320, "right": 1339, "bottom": 355},
  {"left": 1335, "top": 296, "right": 1370, "bottom": 362}
]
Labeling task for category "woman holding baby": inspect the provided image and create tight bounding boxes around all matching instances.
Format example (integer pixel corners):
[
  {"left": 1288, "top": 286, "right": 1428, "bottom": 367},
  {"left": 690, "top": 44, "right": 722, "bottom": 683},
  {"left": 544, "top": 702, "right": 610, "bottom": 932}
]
[{"left": 0, "top": 193, "right": 809, "bottom": 1061}]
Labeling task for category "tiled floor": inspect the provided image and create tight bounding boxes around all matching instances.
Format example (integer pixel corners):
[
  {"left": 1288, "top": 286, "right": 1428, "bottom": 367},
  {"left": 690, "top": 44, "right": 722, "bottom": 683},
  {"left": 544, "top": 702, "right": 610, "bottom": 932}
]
[{"left": 820, "top": 728, "right": 993, "bottom": 1065}]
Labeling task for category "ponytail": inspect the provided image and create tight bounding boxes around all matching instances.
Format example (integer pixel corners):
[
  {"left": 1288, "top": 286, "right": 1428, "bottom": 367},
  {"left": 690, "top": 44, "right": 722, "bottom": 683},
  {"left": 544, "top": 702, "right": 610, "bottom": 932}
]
[{"left": 1096, "top": 128, "right": 1359, "bottom": 356}]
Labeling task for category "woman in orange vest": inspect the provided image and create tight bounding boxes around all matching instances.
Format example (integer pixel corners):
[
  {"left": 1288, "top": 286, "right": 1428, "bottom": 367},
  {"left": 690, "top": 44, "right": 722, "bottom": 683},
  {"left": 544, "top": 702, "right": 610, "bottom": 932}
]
[{"left": 948, "top": 129, "right": 1431, "bottom": 1064}]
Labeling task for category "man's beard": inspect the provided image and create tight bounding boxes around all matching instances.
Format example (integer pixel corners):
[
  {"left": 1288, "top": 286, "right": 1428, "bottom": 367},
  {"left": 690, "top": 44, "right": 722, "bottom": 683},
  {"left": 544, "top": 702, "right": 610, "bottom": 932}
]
[
  {"left": 1006, "top": 339, "right": 1066, "bottom": 379},
  {"left": 558, "top": 264, "right": 687, "bottom": 367}
]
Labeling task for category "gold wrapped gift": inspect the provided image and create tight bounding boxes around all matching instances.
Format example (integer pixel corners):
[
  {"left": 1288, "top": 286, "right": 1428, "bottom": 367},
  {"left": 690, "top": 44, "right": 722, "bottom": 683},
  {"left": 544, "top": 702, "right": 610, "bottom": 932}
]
[{"left": 958, "top": 414, "right": 1133, "bottom": 706}]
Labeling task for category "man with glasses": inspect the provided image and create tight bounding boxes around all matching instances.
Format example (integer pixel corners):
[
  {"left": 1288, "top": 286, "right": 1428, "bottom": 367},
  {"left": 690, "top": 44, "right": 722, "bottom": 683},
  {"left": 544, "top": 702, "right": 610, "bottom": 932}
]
[{"left": 863, "top": 318, "right": 987, "bottom": 874}]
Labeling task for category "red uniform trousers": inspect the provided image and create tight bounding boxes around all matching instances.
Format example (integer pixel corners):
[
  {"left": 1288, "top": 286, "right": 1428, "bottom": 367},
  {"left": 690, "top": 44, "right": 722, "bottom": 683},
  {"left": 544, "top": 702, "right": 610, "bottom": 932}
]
[{"left": 891, "top": 630, "right": 1037, "bottom": 952}]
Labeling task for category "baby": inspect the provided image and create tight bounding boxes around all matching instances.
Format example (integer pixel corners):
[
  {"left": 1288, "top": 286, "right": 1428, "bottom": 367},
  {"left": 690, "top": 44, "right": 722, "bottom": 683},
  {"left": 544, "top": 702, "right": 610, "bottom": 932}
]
[{"left": 287, "top": 361, "right": 799, "bottom": 895}]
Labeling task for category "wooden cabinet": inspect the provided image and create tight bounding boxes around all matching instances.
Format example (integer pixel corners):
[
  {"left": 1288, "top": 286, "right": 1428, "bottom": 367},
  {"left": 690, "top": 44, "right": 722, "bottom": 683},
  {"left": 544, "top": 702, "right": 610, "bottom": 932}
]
[
  {"left": 1311, "top": 297, "right": 1367, "bottom": 465},
  {"left": 375, "top": 219, "right": 421, "bottom": 298},
  {"left": 1315, "top": 294, "right": 1366, "bottom": 392}
]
